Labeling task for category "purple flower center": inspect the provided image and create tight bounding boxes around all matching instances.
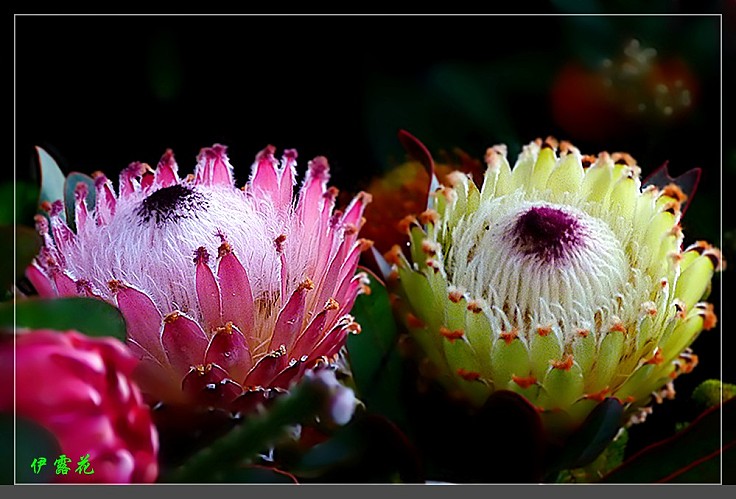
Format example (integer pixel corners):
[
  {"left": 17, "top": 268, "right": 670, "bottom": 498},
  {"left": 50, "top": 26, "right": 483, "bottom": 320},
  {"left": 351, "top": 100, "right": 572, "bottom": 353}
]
[
  {"left": 136, "top": 185, "right": 208, "bottom": 226},
  {"left": 510, "top": 206, "right": 585, "bottom": 263}
]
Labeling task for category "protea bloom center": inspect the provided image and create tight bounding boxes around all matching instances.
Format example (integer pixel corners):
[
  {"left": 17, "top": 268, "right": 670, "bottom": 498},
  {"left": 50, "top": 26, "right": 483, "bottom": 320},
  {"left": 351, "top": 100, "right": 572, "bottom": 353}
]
[
  {"left": 381, "top": 139, "right": 721, "bottom": 435},
  {"left": 28, "top": 145, "right": 371, "bottom": 411}
]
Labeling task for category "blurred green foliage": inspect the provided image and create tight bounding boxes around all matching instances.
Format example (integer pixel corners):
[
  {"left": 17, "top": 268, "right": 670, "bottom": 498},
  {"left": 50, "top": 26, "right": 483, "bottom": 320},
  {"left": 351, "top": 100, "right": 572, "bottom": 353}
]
[
  {"left": 2, "top": 297, "right": 127, "bottom": 341},
  {"left": 1, "top": 414, "right": 62, "bottom": 484},
  {"left": 692, "top": 379, "right": 736, "bottom": 409},
  {"left": 346, "top": 271, "right": 408, "bottom": 429},
  {"left": 1, "top": 225, "right": 40, "bottom": 295}
]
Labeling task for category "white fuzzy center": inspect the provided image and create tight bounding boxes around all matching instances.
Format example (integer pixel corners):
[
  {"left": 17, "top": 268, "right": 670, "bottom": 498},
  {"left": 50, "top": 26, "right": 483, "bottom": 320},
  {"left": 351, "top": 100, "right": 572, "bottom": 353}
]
[
  {"left": 67, "top": 184, "right": 284, "bottom": 320},
  {"left": 449, "top": 192, "right": 630, "bottom": 336}
]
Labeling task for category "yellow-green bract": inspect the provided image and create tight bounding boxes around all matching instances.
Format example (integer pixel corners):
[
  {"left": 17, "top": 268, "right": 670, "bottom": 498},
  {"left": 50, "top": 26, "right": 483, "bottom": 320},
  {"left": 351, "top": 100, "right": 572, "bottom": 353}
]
[{"left": 380, "top": 139, "right": 722, "bottom": 438}]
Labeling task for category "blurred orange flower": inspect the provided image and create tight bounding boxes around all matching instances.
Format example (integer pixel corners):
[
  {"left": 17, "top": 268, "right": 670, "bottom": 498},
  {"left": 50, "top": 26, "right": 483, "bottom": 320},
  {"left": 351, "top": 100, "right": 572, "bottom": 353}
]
[{"left": 361, "top": 149, "right": 483, "bottom": 256}]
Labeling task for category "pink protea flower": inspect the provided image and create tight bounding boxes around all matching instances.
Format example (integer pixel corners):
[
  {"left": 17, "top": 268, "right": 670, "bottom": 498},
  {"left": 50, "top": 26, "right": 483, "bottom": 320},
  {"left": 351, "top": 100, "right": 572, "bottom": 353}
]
[
  {"left": 27, "top": 145, "right": 371, "bottom": 412},
  {"left": 1, "top": 330, "right": 159, "bottom": 483}
]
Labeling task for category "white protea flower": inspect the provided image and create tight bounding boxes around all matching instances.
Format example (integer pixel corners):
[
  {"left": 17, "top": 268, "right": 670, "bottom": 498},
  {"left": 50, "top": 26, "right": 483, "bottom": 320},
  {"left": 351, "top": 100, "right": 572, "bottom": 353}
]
[
  {"left": 28, "top": 145, "right": 371, "bottom": 413},
  {"left": 378, "top": 138, "right": 722, "bottom": 436}
]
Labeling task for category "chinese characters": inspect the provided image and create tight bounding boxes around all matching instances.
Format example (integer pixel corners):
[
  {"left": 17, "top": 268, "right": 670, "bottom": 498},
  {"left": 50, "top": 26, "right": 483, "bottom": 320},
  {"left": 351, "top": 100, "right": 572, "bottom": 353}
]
[{"left": 30, "top": 454, "right": 95, "bottom": 477}]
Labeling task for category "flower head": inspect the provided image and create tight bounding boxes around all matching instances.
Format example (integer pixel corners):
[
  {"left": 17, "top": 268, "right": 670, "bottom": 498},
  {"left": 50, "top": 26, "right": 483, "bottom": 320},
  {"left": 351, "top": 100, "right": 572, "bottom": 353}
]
[
  {"left": 1, "top": 330, "right": 159, "bottom": 483},
  {"left": 380, "top": 138, "right": 722, "bottom": 436},
  {"left": 28, "top": 145, "right": 370, "bottom": 411}
]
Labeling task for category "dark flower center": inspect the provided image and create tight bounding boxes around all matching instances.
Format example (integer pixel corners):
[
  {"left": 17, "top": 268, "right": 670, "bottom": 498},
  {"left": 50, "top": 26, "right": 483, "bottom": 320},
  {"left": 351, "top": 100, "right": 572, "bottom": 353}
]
[
  {"left": 136, "top": 185, "right": 208, "bottom": 226},
  {"left": 511, "top": 206, "right": 585, "bottom": 263}
]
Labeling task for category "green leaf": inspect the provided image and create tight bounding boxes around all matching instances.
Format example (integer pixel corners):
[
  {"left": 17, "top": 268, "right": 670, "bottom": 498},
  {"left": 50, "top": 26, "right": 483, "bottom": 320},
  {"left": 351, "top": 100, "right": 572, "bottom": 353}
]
[
  {"left": 601, "top": 397, "right": 735, "bottom": 483},
  {"left": 64, "top": 172, "right": 96, "bottom": 233},
  {"left": 557, "top": 429, "right": 629, "bottom": 483},
  {"left": 0, "top": 181, "right": 40, "bottom": 226},
  {"left": 0, "top": 297, "right": 127, "bottom": 341},
  {"left": 0, "top": 225, "right": 41, "bottom": 293},
  {"left": 346, "top": 268, "right": 407, "bottom": 428},
  {"left": 36, "top": 147, "right": 66, "bottom": 219},
  {"left": 1, "top": 413, "right": 62, "bottom": 484},
  {"left": 548, "top": 397, "right": 624, "bottom": 475}
]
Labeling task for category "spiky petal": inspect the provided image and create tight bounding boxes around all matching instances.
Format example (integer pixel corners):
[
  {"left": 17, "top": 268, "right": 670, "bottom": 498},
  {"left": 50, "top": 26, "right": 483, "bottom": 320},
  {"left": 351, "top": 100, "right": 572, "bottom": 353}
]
[
  {"left": 382, "top": 138, "right": 722, "bottom": 437},
  {"left": 28, "top": 145, "right": 370, "bottom": 414}
]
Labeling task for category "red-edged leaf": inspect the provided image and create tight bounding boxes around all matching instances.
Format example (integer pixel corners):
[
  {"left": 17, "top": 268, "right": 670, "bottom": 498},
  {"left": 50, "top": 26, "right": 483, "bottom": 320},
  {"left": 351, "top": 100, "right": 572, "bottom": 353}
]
[
  {"left": 643, "top": 162, "right": 701, "bottom": 215},
  {"left": 601, "top": 397, "right": 735, "bottom": 483},
  {"left": 397, "top": 129, "right": 435, "bottom": 175},
  {"left": 216, "top": 464, "right": 298, "bottom": 483},
  {"left": 397, "top": 130, "right": 439, "bottom": 208}
]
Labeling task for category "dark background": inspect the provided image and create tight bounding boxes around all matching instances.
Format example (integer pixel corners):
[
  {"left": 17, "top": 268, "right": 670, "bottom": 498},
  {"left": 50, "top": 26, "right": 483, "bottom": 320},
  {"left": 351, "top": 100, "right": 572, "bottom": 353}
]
[{"left": 13, "top": 10, "right": 730, "bottom": 464}]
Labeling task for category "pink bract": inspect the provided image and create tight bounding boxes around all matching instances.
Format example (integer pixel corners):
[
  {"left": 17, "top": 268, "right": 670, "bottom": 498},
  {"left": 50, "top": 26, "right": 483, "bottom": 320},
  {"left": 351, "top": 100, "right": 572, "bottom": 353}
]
[
  {"left": 28, "top": 145, "right": 371, "bottom": 409},
  {"left": 2, "top": 330, "right": 159, "bottom": 483}
]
